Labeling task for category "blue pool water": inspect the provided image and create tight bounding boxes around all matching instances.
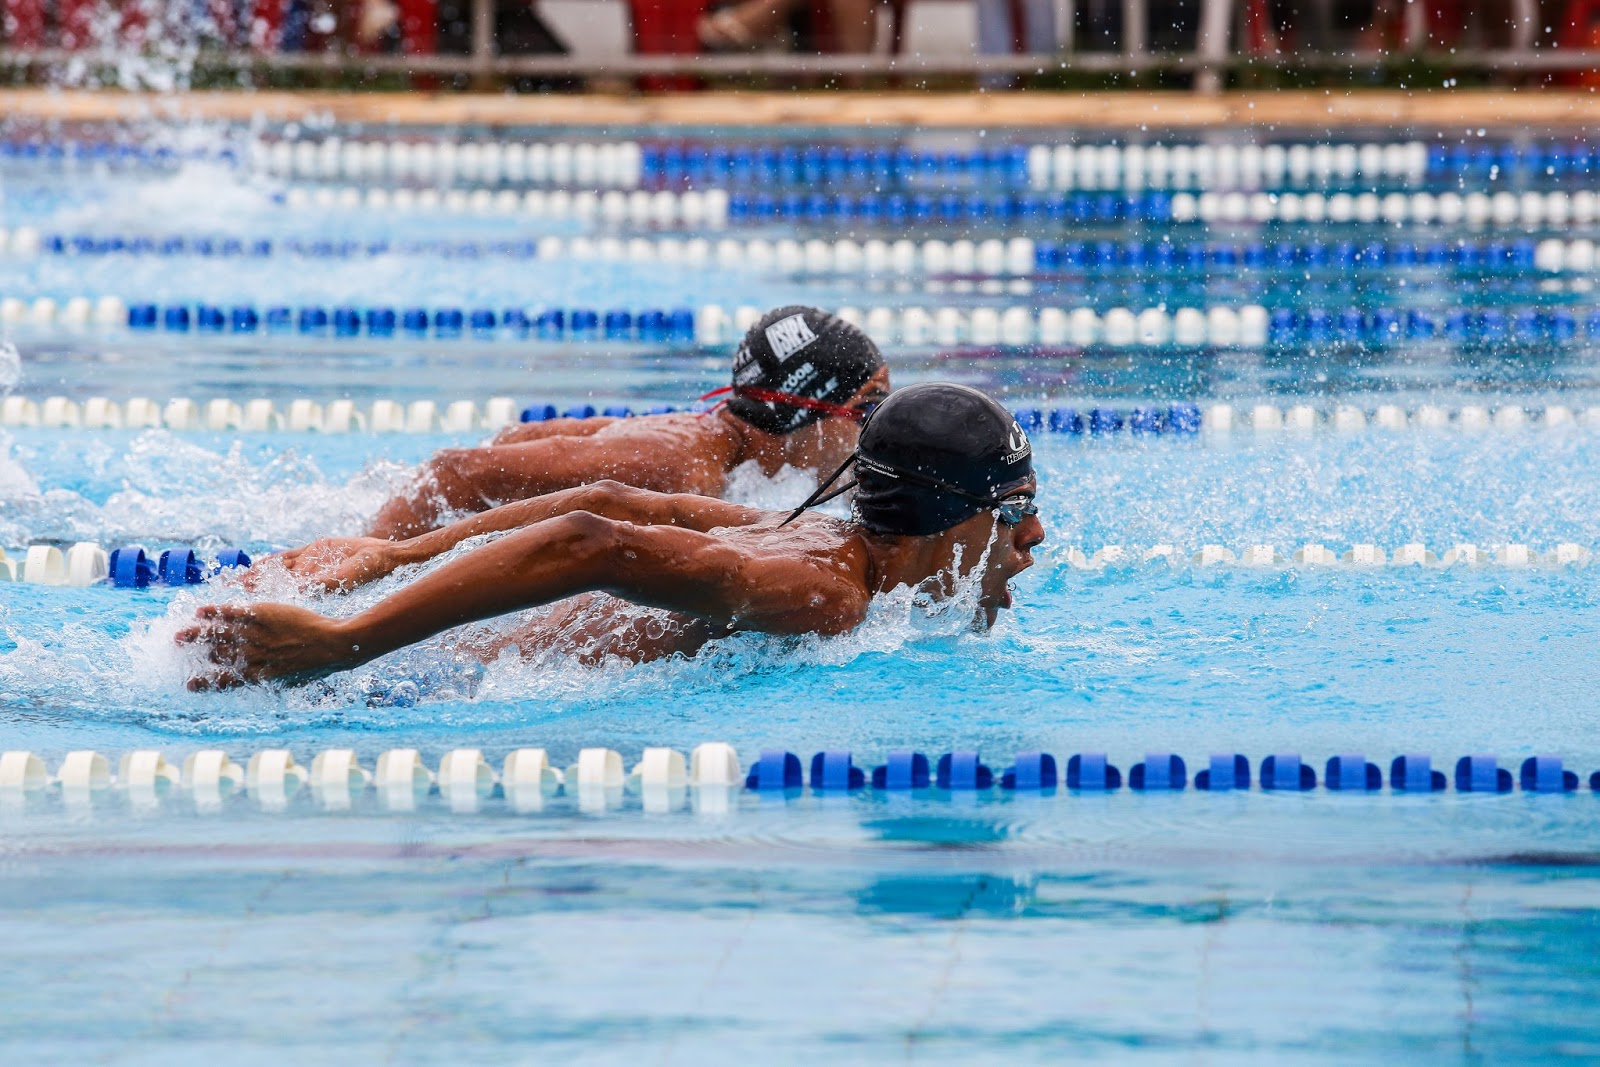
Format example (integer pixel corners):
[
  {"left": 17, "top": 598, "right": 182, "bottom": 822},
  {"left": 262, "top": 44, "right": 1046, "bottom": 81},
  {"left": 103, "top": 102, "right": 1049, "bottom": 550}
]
[{"left": 5, "top": 124, "right": 1600, "bottom": 1062}]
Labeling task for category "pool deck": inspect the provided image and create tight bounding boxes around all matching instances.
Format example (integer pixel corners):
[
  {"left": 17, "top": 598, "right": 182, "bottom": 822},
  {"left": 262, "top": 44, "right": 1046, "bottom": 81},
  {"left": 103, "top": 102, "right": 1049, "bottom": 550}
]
[{"left": 2, "top": 88, "right": 1599, "bottom": 130}]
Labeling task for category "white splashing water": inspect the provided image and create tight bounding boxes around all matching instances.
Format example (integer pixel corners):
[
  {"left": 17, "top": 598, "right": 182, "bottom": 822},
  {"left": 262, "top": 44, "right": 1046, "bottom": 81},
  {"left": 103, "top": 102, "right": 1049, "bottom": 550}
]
[{"left": 0, "top": 510, "right": 1007, "bottom": 728}]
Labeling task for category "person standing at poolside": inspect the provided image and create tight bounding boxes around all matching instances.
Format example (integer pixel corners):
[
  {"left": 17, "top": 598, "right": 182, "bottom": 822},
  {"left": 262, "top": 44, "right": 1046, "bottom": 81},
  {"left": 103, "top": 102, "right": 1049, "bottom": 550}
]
[
  {"left": 182, "top": 383, "right": 1044, "bottom": 688},
  {"left": 367, "top": 305, "right": 890, "bottom": 539}
]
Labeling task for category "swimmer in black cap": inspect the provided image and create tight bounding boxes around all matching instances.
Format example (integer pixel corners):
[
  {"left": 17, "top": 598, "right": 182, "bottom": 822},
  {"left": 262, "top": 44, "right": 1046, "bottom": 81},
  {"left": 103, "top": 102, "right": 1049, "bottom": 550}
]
[
  {"left": 365, "top": 305, "right": 889, "bottom": 539},
  {"left": 181, "top": 383, "right": 1044, "bottom": 688}
]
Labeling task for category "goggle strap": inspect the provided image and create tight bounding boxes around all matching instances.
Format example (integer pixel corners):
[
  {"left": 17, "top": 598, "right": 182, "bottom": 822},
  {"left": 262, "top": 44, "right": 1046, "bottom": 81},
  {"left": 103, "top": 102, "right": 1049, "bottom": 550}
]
[
  {"left": 778, "top": 454, "right": 858, "bottom": 528},
  {"left": 855, "top": 455, "right": 1005, "bottom": 508},
  {"left": 696, "top": 385, "right": 868, "bottom": 422}
]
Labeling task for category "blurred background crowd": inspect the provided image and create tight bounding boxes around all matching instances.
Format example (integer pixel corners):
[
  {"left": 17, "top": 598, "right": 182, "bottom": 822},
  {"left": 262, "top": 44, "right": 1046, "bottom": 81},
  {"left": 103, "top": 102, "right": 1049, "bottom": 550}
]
[{"left": 1, "top": 0, "right": 1596, "bottom": 87}]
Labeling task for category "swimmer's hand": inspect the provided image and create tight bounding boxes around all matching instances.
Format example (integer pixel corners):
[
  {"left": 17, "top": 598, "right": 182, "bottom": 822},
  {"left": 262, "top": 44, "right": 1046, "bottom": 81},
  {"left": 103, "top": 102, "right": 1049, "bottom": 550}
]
[
  {"left": 271, "top": 536, "right": 413, "bottom": 593},
  {"left": 177, "top": 603, "right": 359, "bottom": 689}
]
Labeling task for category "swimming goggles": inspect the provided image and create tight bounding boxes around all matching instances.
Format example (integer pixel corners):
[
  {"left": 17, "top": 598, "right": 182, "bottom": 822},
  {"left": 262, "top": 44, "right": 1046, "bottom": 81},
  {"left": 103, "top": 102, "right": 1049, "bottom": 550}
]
[
  {"left": 853, "top": 456, "right": 1038, "bottom": 524},
  {"left": 994, "top": 495, "right": 1039, "bottom": 527},
  {"left": 698, "top": 385, "right": 877, "bottom": 421}
]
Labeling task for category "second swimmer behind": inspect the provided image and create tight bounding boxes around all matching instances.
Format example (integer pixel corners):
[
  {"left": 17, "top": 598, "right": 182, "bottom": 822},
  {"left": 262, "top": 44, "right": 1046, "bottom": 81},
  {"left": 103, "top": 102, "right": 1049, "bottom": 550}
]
[{"left": 369, "top": 305, "right": 889, "bottom": 539}]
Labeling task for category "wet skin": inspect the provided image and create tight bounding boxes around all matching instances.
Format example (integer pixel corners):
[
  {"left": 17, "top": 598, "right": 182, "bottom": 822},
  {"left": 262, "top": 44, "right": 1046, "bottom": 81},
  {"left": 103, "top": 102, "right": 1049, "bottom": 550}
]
[
  {"left": 368, "top": 368, "right": 892, "bottom": 539},
  {"left": 178, "top": 475, "right": 1043, "bottom": 690}
]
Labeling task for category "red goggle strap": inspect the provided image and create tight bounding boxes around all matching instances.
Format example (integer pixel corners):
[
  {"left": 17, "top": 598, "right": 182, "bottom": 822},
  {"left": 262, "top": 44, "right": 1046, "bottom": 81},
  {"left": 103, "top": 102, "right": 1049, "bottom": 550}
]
[{"left": 696, "top": 385, "right": 868, "bottom": 421}]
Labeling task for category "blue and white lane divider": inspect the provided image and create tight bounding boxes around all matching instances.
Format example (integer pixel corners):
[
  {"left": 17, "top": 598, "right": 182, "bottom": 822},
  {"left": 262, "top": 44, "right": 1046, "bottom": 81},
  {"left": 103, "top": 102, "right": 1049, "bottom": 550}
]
[
  {"left": 8, "top": 137, "right": 1595, "bottom": 188},
  {"left": 256, "top": 184, "right": 1600, "bottom": 229},
  {"left": 0, "top": 396, "right": 520, "bottom": 433},
  {"left": 248, "top": 138, "right": 1425, "bottom": 189},
  {"left": 9, "top": 396, "right": 1600, "bottom": 437},
  {"left": 15, "top": 232, "right": 1600, "bottom": 278},
  {"left": 243, "top": 138, "right": 1552, "bottom": 190},
  {"left": 19, "top": 300, "right": 1600, "bottom": 349},
  {"left": 0, "top": 544, "right": 249, "bottom": 587},
  {"left": 2, "top": 747, "right": 1597, "bottom": 816},
  {"left": 2, "top": 537, "right": 1592, "bottom": 588}
]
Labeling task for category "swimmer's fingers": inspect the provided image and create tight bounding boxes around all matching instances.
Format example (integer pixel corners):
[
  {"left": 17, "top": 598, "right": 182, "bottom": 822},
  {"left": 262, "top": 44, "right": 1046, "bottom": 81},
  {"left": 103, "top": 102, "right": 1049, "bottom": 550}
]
[{"left": 187, "top": 668, "right": 243, "bottom": 692}]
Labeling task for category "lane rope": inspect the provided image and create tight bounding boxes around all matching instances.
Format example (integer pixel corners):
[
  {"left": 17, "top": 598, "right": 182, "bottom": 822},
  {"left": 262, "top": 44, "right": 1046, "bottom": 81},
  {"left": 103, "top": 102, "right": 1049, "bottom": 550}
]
[
  {"left": 2, "top": 536, "right": 1593, "bottom": 589},
  {"left": 0, "top": 747, "right": 1593, "bottom": 811},
  {"left": 8, "top": 396, "right": 1600, "bottom": 437},
  {"left": 14, "top": 232, "right": 1597, "bottom": 279},
  {"left": 12, "top": 299, "right": 1600, "bottom": 348}
]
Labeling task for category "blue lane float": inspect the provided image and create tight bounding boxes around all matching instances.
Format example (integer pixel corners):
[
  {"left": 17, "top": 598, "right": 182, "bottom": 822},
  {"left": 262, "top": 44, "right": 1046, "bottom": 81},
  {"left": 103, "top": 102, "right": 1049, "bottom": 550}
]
[
  {"left": 1001, "top": 752, "right": 1058, "bottom": 790},
  {"left": 1325, "top": 755, "right": 1382, "bottom": 791},
  {"left": 810, "top": 751, "right": 864, "bottom": 791},
  {"left": 871, "top": 751, "right": 930, "bottom": 790},
  {"left": 107, "top": 547, "right": 155, "bottom": 589},
  {"left": 1391, "top": 754, "right": 1448, "bottom": 791},
  {"left": 1066, "top": 752, "right": 1121, "bottom": 789},
  {"left": 1260, "top": 753, "right": 1317, "bottom": 791},
  {"left": 106, "top": 546, "right": 251, "bottom": 588},
  {"left": 1196, "top": 754, "right": 1251, "bottom": 791},
  {"left": 1455, "top": 755, "right": 1514, "bottom": 793},
  {"left": 1521, "top": 756, "right": 1579, "bottom": 793},
  {"left": 937, "top": 751, "right": 993, "bottom": 790},
  {"left": 1129, "top": 753, "right": 1186, "bottom": 790},
  {"left": 745, "top": 749, "right": 803, "bottom": 791}
]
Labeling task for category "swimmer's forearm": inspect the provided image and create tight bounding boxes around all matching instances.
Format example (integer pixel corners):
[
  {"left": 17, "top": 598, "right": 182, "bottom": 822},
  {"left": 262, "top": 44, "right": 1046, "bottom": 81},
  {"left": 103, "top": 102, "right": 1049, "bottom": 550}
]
[
  {"left": 336, "top": 515, "right": 632, "bottom": 660},
  {"left": 393, "top": 483, "right": 753, "bottom": 568},
  {"left": 396, "top": 487, "right": 616, "bottom": 565}
]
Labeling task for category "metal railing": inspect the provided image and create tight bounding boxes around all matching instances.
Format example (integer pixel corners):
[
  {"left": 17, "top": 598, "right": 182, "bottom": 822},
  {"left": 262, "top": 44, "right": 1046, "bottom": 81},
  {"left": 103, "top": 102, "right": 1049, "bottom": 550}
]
[{"left": 0, "top": 0, "right": 1596, "bottom": 92}]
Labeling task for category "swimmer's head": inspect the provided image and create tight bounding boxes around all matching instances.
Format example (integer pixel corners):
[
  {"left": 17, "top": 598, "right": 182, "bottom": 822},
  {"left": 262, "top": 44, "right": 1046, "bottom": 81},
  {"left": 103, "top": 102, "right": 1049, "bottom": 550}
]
[
  {"left": 725, "top": 307, "right": 886, "bottom": 436},
  {"left": 851, "top": 382, "right": 1035, "bottom": 536},
  {"left": 780, "top": 382, "right": 1044, "bottom": 627},
  {"left": 856, "top": 384, "right": 1043, "bottom": 627}
]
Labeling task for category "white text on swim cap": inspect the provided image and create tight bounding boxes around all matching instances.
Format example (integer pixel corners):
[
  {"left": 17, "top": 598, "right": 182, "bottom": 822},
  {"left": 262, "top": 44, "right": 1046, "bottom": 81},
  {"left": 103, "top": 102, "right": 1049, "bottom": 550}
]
[
  {"left": 1004, "top": 420, "right": 1031, "bottom": 465},
  {"left": 765, "top": 313, "right": 819, "bottom": 362}
]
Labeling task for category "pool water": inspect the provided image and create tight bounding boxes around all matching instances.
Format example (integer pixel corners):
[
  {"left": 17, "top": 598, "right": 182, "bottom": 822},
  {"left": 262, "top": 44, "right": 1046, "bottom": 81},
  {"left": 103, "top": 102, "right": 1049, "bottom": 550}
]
[{"left": 4, "top": 124, "right": 1600, "bottom": 1062}]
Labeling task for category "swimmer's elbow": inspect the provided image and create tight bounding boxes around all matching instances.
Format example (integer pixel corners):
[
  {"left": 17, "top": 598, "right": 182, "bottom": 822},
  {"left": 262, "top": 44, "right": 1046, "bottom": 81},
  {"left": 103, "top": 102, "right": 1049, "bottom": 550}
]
[
  {"left": 576, "top": 479, "right": 655, "bottom": 520},
  {"left": 426, "top": 448, "right": 477, "bottom": 491}
]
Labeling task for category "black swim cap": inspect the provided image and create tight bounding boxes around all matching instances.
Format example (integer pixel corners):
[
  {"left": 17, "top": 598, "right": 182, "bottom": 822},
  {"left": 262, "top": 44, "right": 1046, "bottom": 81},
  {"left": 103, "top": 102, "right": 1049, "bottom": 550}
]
[
  {"left": 852, "top": 383, "right": 1034, "bottom": 536},
  {"left": 726, "top": 306, "right": 884, "bottom": 435},
  {"left": 779, "top": 382, "right": 1035, "bottom": 536}
]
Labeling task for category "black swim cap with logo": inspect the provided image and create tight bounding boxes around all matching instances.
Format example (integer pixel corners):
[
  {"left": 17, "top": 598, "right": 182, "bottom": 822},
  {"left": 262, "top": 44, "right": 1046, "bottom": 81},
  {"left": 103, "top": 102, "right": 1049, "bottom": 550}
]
[
  {"left": 725, "top": 306, "right": 885, "bottom": 435},
  {"left": 781, "top": 382, "right": 1035, "bottom": 536}
]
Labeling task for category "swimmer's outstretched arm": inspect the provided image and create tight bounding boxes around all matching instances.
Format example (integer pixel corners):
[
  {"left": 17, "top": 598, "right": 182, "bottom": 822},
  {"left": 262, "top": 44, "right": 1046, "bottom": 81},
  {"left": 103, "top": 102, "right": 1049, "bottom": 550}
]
[
  {"left": 489, "top": 415, "right": 618, "bottom": 445},
  {"left": 366, "top": 428, "right": 730, "bottom": 539},
  {"left": 280, "top": 480, "right": 766, "bottom": 592},
  {"left": 181, "top": 510, "right": 867, "bottom": 688}
]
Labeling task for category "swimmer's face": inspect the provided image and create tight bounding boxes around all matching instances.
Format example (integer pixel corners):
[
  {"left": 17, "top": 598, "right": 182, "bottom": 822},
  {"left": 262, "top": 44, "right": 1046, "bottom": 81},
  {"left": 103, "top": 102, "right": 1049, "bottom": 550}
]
[
  {"left": 941, "top": 476, "right": 1045, "bottom": 629},
  {"left": 783, "top": 367, "right": 892, "bottom": 473}
]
